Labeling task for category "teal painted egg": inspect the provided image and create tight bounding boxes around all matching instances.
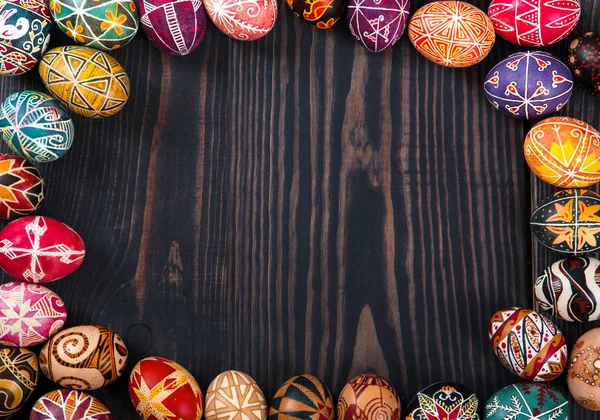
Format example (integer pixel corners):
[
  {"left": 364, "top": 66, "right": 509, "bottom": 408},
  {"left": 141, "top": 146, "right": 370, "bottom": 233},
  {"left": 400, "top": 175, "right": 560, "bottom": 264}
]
[
  {"left": 50, "top": 0, "right": 139, "bottom": 50},
  {"left": 0, "top": 91, "right": 74, "bottom": 163},
  {"left": 485, "top": 383, "right": 568, "bottom": 420},
  {"left": 0, "top": 0, "right": 52, "bottom": 75}
]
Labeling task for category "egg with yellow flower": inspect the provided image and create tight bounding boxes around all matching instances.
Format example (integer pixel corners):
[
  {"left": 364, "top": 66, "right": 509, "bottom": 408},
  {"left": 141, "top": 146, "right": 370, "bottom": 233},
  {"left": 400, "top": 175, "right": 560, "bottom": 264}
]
[{"left": 50, "top": 0, "right": 139, "bottom": 50}]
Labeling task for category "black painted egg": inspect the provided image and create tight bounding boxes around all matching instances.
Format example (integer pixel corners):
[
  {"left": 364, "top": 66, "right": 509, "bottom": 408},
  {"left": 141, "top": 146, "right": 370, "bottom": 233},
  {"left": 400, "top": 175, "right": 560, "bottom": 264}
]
[
  {"left": 566, "top": 32, "right": 600, "bottom": 96},
  {"left": 0, "top": 347, "right": 39, "bottom": 418},
  {"left": 405, "top": 382, "right": 479, "bottom": 420},
  {"left": 531, "top": 189, "right": 600, "bottom": 255},
  {"left": 286, "top": 0, "right": 344, "bottom": 29}
]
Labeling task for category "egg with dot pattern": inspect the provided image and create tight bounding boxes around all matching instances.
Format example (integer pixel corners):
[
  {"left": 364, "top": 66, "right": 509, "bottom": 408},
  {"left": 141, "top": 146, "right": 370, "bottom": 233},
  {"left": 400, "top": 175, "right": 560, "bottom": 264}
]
[
  {"left": 566, "top": 32, "right": 600, "bottom": 96},
  {"left": 567, "top": 328, "right": 600, "bottom": 410}
]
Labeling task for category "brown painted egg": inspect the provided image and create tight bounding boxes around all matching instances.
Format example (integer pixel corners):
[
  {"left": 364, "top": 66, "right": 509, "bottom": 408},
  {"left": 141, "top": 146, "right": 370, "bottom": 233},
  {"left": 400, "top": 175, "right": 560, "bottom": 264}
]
[
  {"left": 269, "top": 374, "right": 334, "bottom": 419},
  {"left": 287, "top": 0, "right": 344, "bottom": 29},
  {"left": 129, "top": 357, "right": 203, "bottom": 420},
  {"left": 204, "top": 0, "right": 277, "bottom": 40},
  {"left": 39, "top": 325, "right": 128, "bottom": 390},
  {"left": 566, "top": 32, "right": 600, "bottom": 96},
  {"left": 337, "top": 374, "right": 401, "bottom": 420},
  {"left": 0, "top": 347, "right": 38, "bottom": 418},
  {"left": 489, "top": 307, "right": 568, "bottom": 381},
  {"left": 524, "top": 117, "right": 600, "bottom": 188},
  {"left": 408, "top": 1, "right": 495, "bottom": 68},
  {"left": 39, "top": 46, "right": 130, "bottom": 118},
  {"left": 205, "top": 370, "right": 268, "bottom": 420},
  {"left": 567, "top": 328, "right": 600, "bottom": 410},
  {"left": 31, "top": 389, "right": 113, "bottom": 419}
]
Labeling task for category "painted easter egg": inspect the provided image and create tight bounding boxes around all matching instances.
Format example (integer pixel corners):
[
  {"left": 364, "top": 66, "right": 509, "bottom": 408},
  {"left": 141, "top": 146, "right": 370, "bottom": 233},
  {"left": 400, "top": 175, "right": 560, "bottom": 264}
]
[
  {"left": 484, "top": 51, "right": 573, "bottom": 119},
  {"left": 269, "top": 374, "right": 334, "bottom": 420},
  {"left": 129, "top": 356, "right": 203, "bottom": 420},
  {"left": 0, "top": 348, "right": 38, "bottom": 418},
  {"left": 524, "top": 117, "right": 600, "bottom": 188},
  {"left": 0, "top": 91, "right": 74, "bottom": 163},
  {"left": 337, "top": 374, "right": 401, "bottom": 420},
  {"left": 0, "top": 0, "right": 51, "bottom": 75},
  {"left": 488, "top": 0, "right": 580, "bottom": 47},
  {"left": 531, "top": 189, "right": 600, "bottom": 254},
  {"left": 405, "top": 382, "right": 478, "bottom": 420},
  {"left": 139, "top": 0, "right": 207, "bottom": 55},
  {"left": 39, "top": 325, "right": 129, "bottom": 390},
  {"left": 535, "top": 256, "right": 600, "bottom": 322},
  {"left": 489, "top": 307, "right": 568, "bottom": 381},
  {"left": 567, "top": 328, "right": 600, "bottom": 410},
  {"left": 408, "top": 1, "right": 495, "bottom": 68},
  {"left": 286, "top": 0, "right": 343, "bottom": 29},
  {"left": 31, "top": 389, "right": 113, "bottom": 420},
  {"left": 39, "top": 46, "right": 130, "bottom": 118},
  {"left": 485, "top": 383, "right": 568, "bottom": 420},
  {"left": 566, "top": 32, "right": 600, "bottom": 96},
  {"left": 0, "top": 154, "right": 44, "bottom": 219},
  {"left": 203, "top": 0, "right": 277, "bottom": 41},
  {"left": 0, "top": 282, "right": 66, "bottom": 347},
  {"left": 50, "top": 0, "right": 138, "bottom": 50},
  {"left": 347, "top": 0, "right": 409, "bottom": 52},
  {"left": 0, "top": 216, "right": 85, "bottom": 283},
  {"left": 205, "top": 370, "right": 268, "bottom": 420}
]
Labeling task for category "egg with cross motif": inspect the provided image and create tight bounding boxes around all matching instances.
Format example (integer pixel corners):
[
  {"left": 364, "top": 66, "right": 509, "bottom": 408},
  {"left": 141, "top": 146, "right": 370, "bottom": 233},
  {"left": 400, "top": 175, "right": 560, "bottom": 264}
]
[{"left": 484, "top": 51, "right": 573, "bottom": 119}]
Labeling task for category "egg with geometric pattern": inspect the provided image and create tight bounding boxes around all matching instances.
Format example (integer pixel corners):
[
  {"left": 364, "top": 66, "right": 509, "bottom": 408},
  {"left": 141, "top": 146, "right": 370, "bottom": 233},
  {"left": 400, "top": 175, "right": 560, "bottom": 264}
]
[
  {"left": 489, "top": 307, "right": 568, "bottom": 381},
  {"left": 337, "top": 374, "right": 401, "bottom": 420},
  {"left": 205, "top": 370, "right": 268, "bottom": 420},
  {"left": 531, "top": 189, "right": 600, "bottom": 255},
  {"left": 0, "top": 347, "right": 39, "bottom": 418},
  {"left": 566, "top": 32, "right": 600, "bottom": 96},
  {"left": 129, "top": 356, "right": 203, "bottom": 420},
  {"left": 405, "top": 382, "right": 479, "bottom": 420},
  {"left": 269, "top": 374, "right": 334, "bottom": 420},
  {"left": 0, "top": 90, "right": 74, "bottom": 163},
  {"left": 30, "top": 389, "right": 113, "bottom": 419},
  {"left": 524, "top": 117, "right": 600, "bottom": 188},
  {"left": 484, "top": 51, "right": 573, "bottom": 119},
  {"left": 0, "top": 154, "right": 44, "bottom": 220},
  {"left": 39, "top": 46, "right": 130, "bottom": 118},
  {"left": 347, "top": 0, "right": 409, "bottom": 52}
]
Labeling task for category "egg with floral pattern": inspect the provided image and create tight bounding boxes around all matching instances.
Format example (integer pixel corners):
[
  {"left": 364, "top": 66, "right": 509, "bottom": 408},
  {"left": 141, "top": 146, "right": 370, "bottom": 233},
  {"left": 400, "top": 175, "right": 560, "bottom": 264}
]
[
  {"left": 405, "top": 382, "right": 478, "bottom": 420},
  {"left": 286, "top": 0, "right": 344, "bottom": 28},
  {"left": 31, "top": 389, "right": 113, "bottom": 419},
  {"left": 484, "top": 51, "right": 573, "bottom": 119},
  {"left": 204, "top": 0, "right": 277, "bottom": 40},
  {"left": 485, "top": 383, "right": 568, "bottom": 420}
]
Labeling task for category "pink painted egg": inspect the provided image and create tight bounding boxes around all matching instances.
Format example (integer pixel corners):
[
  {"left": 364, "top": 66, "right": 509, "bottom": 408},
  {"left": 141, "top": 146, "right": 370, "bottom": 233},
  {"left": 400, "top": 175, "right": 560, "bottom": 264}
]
[
  {"left": 0, "top": 282, "right": 66, "bottom": 347},
  {"left": 139, "top": 0, "right": 207, "bottom": 55},
  {"left": 0, "top": 216, "right": 85, "bottom": 283},
  {"left": 348, "top": 0, "right": 409, "bottom": 52},
  {"left": 488, "top": 0, "right": 580, "bottom": 47},
  {"left": 203, "top": 0, "right": 277, "bottom": 40}
]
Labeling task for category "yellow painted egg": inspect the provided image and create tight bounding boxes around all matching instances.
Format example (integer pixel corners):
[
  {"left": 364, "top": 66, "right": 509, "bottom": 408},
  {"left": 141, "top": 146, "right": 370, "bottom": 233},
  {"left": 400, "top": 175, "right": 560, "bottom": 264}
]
[
  {"left": 38, "top": 46, "right": 130, "bottom": 118},
  {"left": 205, "top": 370, "right": 267, "bottom": 420}
]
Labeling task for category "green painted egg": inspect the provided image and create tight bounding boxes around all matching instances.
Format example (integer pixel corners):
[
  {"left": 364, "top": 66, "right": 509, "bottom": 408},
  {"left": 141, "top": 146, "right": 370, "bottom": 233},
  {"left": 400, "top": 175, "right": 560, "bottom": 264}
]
[
  {"left": 485, "top": 383, "right": 568, "bottom": 420},
  {"left": 0, "top": 91, "right": 74, "bottom": 162},
  {"left": 50, "top": 0, "right": 139, "bottom": 50}
]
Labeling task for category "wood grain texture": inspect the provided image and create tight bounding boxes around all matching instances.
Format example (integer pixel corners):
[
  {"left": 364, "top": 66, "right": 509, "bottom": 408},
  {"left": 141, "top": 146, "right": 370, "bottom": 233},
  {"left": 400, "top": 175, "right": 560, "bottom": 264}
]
[{"left": 0, "top": 0, "right": 597, "bottom": 418}]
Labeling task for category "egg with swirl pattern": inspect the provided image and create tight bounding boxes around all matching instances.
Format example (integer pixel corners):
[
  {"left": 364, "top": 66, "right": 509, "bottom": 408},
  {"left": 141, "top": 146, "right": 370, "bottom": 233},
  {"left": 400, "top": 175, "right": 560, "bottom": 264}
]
[
  {"left": 536, "top": 256, "right": 600, "bottom": 322},
  {"left": 39, "top": 325, "right": 128, "bottom": 390},
  {"left": 0, "top": 347, "right": 39, "bottom": 419},
  {"left": 337, "top": 374, "right": 401, "bottom": 420},
  {"left": 489, "top": 307, "right": 568, "bottom": 381},
  {"left": 286, "top": 0, "right": 344, "bottom": 29}
]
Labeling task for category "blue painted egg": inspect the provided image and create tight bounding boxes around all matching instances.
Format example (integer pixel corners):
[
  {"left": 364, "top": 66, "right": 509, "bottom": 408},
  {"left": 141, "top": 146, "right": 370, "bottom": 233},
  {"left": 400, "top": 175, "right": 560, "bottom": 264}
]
[
  {"left": 0, "top": 91, "right": 74, "bottom": 163},
  {"left": 484, "top": 51, "right": 573, "bottom": 119}
]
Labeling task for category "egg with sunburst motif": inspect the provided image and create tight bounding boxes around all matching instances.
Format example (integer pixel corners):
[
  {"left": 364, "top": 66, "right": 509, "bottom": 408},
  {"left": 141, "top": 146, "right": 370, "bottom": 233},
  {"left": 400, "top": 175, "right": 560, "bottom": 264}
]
[
  {"left": 531, "top": 189, "right": 600, "bottom": 255},
  {"left": 269, "top": 374, "right": 334, "bottom": 420},
  {"left": 405, "top": 382, "right": 479, "bottom": 420}
]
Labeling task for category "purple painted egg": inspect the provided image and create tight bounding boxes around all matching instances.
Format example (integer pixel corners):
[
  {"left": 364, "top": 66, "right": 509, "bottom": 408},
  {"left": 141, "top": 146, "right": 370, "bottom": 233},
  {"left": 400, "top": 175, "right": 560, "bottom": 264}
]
[
  {"left": 484, "top": 51, "right": 573, "bottom": 119},
  {"left": 0, "top": 282, "right": 66, "bottom": 347},
  {"left": 139, "top": 0, "right": 207, "bottom": 56},
  {"left": 348, "top": 0, "right": 409, "bottom": 52}
]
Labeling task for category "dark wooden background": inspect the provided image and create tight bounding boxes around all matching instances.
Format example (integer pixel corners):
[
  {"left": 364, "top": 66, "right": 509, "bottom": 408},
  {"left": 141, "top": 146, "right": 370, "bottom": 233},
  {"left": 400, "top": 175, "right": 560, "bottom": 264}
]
[{"left": 1, "top": 0, "right": 600, "bottom": 417}]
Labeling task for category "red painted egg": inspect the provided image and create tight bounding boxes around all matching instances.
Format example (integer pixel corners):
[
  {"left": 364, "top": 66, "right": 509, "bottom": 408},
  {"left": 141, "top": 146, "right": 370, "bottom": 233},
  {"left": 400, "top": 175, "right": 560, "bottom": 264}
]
[
  {"left": 0, "top": 154, "right": 44, "bottom": 220},
  {"left": 488, "top": 0, "right": 580, "bottom": 47},
  {"left": 203, "top": 0, "right": 277, "bottom": 40},
  {"left": 0, "top": 216, "right": 85, "bottom": 283},
  {"left": 129, "top": 356, "right": 203, "bottom": 420}
]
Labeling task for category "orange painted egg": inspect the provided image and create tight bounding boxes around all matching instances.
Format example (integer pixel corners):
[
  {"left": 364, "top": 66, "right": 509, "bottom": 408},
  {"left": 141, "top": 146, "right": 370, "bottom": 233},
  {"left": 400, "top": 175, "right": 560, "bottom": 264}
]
[
  {"left": 337, "top": 374, "right": 400, "bottom": 420},
  {"left": 524, "top": 117, "right": 600, "bottom": 188},
  {"left": 489, "top": 307, "right": 568, "bottom": 381},
  {"left": 408, "top": 1, "right": 495, "bottom": 68},
  {"left": 567, "top": 328, "right": 600, "bottom": 410}
]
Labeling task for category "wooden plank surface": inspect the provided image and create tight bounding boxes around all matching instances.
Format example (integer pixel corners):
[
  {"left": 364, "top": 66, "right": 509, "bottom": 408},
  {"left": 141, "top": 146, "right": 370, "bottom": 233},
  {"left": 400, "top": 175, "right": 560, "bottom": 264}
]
[{"left": 0, "top": 0, "right": 598, "bottom": 417}]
